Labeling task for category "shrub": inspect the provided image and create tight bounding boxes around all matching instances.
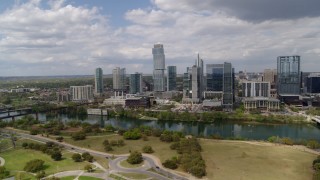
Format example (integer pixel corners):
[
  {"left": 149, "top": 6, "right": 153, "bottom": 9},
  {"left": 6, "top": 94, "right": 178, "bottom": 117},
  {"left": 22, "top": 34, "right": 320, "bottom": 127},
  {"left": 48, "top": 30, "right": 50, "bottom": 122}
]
[
  {"left": 142, "top": 145, "right": 154, "bottom": 153},
  {"left": 313, "top": 159, "right": 320, "bottom": 166},
  {"left": 162, "top": 159, "right": 178, "bottom": 169},
  {"left": 56, "top": 136, "right": 64, "bottom": 142},
  {"left": 267, "top": 136, "right": 278, "bottom": 143},
  {"left": 24, "top": 159, "right": 44, "bottom": 173},
  {"left": 72, "top": 153, "right": 82, "bottom": 162},
  {"left": 104, "top": 144, "right": 113, "bottom": 152},
  {"left": 30, "top": 129, "right": 40, "bottom": 135},
  {"left": 51, "top": 151, "right": 62, "bottom": 161},
  {"left": 281, "top": 137, "right": 294, "bottom": 146},
  {"left": 84, "top": 164, "right": 93, "bottom": 172},
  {"left": 307, "top": 140, "right": 320, "bottom": 149},
  {"left": 22, "top": 142, "right": 29, "bottom": 148},
  {"left": 71, "top": 132, "right": 86, "bottom": 141},
  {"left": 36, "top": 171, "right": 46, "bottom": 179},
  {"left": 0, "top": 166, "right": 9, "bottom": 179},
  {"left": 170, "top": 142, "right": 180, "bottom": 150},
  {"left": 123, "top": 129, "right": 142, "bottom": 140},
  {"left": 314, "top": 163, "right": 320, "bottom": 171},
  {"left": 127, "top": 151, "right": 143, "bottom": 164}
]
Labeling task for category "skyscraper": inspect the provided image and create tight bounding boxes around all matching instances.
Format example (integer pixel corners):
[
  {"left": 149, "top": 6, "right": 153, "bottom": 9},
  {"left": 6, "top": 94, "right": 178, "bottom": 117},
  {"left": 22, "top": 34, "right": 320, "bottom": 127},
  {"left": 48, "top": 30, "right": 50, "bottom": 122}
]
[
  {"left": 152, "top": 44, "right": 165, "bottom": 92},
  {"left": 222, "top": 62, "right": 234, "bottom": 108},
  {"left": 113, "top": 67, "right": 126, "bottom": 91},
  {"left": 94, "top": 68, "right": 103, "bottom": 94},
  {"left": 277, "top": 56, "right": 301, "bottom": 95},
  {"left": 130, "top": 73, "right": 142, "bottom": 94},
  {"left": 167, "top": 66, "right": 177, "bottom": 91},
  {"left": 206, "top": 64, "right": 224, "bottom": 91},
  {"left": 182, "top": 54, "right": 204, "bottom": 103}
]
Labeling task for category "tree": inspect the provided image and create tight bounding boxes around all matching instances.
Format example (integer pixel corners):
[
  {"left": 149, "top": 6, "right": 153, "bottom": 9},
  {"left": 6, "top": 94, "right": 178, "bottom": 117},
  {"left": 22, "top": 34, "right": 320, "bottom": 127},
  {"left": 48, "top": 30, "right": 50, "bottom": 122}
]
[
  {"left": 127, "top": 151, "right": 143, "bottom": 164},
  {"left": 72, "top": 153, "right": 82, "bottom": 162},
  {"left": 71, "top": 132, "right": 86, "bottom": 141},
  {"left": 84, "top": 164, "right": 93, "bottom": 172},
  {"left": 56, "top": 136, "right": 64, "bottom": 142},
  {"left": 0, "top": 166, "right": 9, "bottom": 179},
  {"left": 82, "top": 152, "right": 94, "bottom": 162},
  {"left": 22, "top": 142, "right": 29, "bottom": 149},
  {"left": 307, "top": 140, "right": 320, "bottom": 149},
  {"left": 142, "top": 145, "right": 154, "bottom": 153},
  {"left": 162, "top": 159, "right": 178, "bottom": 169},
  {"left": 24, "top": 159, "right": 44, "bottom": 173},
  {"left": 51, "top": 151, "right": 62, "bottom": 161},
  {"left": 36, "top": 171, "right": 46, "bottom": 180},
  {"left": 123, "top": 129, "right": 142, "bottom": 140}
]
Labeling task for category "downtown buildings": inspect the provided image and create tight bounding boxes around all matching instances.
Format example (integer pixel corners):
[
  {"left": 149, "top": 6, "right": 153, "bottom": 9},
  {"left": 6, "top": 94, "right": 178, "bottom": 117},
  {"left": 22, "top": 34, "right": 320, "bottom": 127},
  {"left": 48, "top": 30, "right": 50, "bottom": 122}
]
[
  {"left": 70, "top": 85, "right": 93, "bottom": 102},
  {"left": 152, "top": 44, "right": 166, "bottom": 92}
]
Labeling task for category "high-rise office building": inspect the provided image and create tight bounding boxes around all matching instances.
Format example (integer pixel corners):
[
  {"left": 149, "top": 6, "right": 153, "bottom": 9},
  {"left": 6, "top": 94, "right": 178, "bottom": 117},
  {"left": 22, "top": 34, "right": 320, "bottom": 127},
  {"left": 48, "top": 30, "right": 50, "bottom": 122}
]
[
  {"left": 182, "top": 54, "right": 204, "bottom": 103},
  {"left": 277, "top": 56, "right": 301, "bottom": 95},
  {"left": 167, "top": 66, "right": 177, "bottom": 91},
  {"left": 183, "top": 67, "right": 192, "bottom": 99},
  {"left": 130, "top": 73, "right": 142, "bottom": 94},
  {"left": 70, "top": 85, "right": 93, "bottom": 102},
  {"left": 222, "top": 62, "right": 234, "bottom": 108},
  {"left": 305, "top": 73, "right": 320, "bottom": 94},
  {"left": 94, "top": 68, "right": 103, "bottom": 94},
  {"left": 152, "top": 44, "right": 165, "bottom": 92},
  {"left": 113, "top": 67, "right": 126, "bottom": 91},
  {"left": 206, "top": 64, "right": 224, "bottom": 91},
  {"left": 242, "top": 81, "right": 270, "bottom": 97}
]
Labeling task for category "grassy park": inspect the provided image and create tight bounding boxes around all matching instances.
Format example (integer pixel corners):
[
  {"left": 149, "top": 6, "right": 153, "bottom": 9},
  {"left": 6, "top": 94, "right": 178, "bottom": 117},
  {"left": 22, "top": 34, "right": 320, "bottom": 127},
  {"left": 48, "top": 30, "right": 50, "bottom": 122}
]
[
  {"left": 63, "top": 135, "right": 178, "bottom": 162},
  {"left": 200, "top": 139, "right": 317, "bottom": 180},
  {"left": 1, "top": 148, "right": 90, "bottom": 175}
]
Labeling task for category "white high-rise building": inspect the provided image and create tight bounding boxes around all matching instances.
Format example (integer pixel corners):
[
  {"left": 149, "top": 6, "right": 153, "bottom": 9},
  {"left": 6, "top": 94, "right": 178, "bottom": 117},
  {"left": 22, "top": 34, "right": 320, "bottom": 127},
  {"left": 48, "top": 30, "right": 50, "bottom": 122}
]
[
  {"left": 152, "top": 44, "right": 165, "bottom": 92},
  {"left": 113, "top": 67, "right": 126, "bottom": 91},
  {"left": 70, "top": 85, "right": 93, "bottom": 102}
]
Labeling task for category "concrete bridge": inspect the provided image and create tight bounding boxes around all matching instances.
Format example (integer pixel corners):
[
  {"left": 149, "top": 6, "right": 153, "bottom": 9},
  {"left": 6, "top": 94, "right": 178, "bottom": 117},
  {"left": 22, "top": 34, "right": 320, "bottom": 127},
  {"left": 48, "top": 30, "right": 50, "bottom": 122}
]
[{"left": 0, "top": 108, "right": 33, "bottom": 120}]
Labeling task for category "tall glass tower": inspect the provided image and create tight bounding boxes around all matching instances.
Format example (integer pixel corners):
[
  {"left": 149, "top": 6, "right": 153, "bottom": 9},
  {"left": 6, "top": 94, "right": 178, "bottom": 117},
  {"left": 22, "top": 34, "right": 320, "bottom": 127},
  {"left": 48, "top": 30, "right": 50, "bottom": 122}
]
[
  {"left": 130, "top": 73, "right": 142, "bottom": 94},
  {"left": 277, "top": 56, "right": 301, "bottom": 95},
  {"left": 167, "top": 66, "right": 177, "bottom": 91},
  {"left": 152, "top": 44, "right": 165, "bottom": 92},
  {"left": 94, "top": 68, "right": 103, "bottom": 94},
  {"left": 206, "top": 64, "right": 224, "bottom": 91}
]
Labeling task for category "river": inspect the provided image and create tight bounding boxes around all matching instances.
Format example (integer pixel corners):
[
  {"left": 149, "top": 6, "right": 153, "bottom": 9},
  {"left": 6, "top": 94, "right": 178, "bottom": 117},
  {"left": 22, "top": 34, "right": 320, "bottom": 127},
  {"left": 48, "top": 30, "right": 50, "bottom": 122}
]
[{"left": 9, "top": 113, "right": 315, "bottom": 141}]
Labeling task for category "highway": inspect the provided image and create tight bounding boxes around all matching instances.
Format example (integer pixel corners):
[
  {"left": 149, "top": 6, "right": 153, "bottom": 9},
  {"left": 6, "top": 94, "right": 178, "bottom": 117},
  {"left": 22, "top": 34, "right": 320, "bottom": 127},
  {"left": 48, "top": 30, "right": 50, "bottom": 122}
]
[{"left": 1, "top": 129, "right": 190, "bottom": 180}]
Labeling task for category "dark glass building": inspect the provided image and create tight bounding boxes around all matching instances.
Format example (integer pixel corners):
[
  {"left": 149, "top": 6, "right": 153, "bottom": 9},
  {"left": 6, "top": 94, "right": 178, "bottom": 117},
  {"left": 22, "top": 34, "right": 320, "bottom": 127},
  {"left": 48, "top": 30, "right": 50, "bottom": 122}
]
[
  {"left": 306, "top": 74, "right": 320, "bottom": 93},
  {"left": 129, "top": 73, "right": 142, "bottom": 94},
  {"left": 94, "top": 68, "right": 103, "bottom": 94},
  {"left": 277, "top": 56, "right": 301, "bottom": 95},
  {"left": 167, "top": 66, "right": 177, "bottom": 91},
  {"left": 206, "top": 64, "right": 223, "bottom": 91}
]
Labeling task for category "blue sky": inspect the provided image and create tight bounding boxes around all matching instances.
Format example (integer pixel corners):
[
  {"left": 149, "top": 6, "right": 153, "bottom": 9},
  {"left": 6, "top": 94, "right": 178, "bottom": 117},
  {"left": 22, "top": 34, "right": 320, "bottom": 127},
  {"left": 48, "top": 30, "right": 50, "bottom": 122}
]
[{"left": 0, "top": 0, "right": 319, "bottom": 76}]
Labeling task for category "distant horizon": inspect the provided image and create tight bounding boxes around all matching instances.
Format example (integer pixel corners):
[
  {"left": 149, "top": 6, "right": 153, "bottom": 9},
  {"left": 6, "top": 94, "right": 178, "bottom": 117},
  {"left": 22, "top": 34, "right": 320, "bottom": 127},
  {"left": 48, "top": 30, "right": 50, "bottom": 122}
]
[{"left": 0, "top": 0, "right": 319, "bottom": 76}]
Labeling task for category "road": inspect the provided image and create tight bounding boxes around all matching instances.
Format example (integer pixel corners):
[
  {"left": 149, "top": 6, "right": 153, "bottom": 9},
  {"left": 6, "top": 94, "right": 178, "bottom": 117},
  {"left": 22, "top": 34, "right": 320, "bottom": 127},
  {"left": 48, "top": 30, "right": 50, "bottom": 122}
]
[{"left": 1, "top": 129, "right": 190, "bottom": 180}]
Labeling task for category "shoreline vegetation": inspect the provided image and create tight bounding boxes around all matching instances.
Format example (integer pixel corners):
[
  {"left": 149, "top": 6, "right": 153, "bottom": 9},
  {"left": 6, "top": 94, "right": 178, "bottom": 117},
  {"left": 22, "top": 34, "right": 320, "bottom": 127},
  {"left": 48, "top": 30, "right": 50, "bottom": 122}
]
[{"left": 107, "top": 107, "right": 312, "bottom": 125}]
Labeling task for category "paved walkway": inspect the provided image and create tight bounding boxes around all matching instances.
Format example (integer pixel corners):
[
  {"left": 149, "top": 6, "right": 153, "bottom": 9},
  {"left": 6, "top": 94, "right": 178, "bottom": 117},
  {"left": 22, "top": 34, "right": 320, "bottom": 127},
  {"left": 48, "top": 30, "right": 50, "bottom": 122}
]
[{"left": 0, "top": 156, "right": 5, "bottom": 166}]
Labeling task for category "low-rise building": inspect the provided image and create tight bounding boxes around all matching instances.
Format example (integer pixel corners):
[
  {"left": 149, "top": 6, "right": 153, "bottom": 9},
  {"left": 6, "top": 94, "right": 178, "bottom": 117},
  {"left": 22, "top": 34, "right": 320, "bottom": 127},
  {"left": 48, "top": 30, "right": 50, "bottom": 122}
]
[
  {"left": 243, "top": 97, "right": 280, "bottom": 111},
  {"left": 87, "top": 108, "right": 108, "bottom": 116},
  {"left": 125, "top": 96, "right": 150, "bottom": 108}
]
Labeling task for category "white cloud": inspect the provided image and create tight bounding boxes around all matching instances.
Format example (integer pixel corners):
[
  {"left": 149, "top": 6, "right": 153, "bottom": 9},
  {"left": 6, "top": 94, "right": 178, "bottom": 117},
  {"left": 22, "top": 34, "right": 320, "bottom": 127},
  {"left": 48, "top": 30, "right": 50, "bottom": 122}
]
[{"left": 0, "top": 0, "right": 320, "bottom": 76}]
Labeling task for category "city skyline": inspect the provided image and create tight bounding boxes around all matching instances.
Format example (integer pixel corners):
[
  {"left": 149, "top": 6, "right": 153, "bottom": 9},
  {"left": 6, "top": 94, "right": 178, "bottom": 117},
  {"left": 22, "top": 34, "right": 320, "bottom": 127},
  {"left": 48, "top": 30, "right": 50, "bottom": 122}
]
[{"left": 0, "top": 0, "right": 320, "bottom": 76}]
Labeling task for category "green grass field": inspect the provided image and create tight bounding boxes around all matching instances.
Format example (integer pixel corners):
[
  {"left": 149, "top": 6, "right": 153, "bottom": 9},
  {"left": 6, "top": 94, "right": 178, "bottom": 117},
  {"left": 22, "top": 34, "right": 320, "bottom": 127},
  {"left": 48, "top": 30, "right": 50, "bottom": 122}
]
[
  {"left": 1, "top": 148, "right": 90, "bottom": 175},
  {"left": 64, "top": 135, "right": 177, "bottom": 162},
  {"left": 200, "top": 139, "right": 317, "bottom": 180},
  {"left": 119, "top": 160, "right": 144, "bottom": 168}
]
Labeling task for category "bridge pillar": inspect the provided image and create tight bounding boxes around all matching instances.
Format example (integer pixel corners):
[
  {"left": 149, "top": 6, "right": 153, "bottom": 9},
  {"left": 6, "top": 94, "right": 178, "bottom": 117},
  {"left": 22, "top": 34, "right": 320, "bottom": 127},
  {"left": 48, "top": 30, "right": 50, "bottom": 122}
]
[
  {"left": 12, "top": 116, "right": 15, "bottom": 123},
  {"left": 36, "top": 112, "right": 39, "bottom": 121}
]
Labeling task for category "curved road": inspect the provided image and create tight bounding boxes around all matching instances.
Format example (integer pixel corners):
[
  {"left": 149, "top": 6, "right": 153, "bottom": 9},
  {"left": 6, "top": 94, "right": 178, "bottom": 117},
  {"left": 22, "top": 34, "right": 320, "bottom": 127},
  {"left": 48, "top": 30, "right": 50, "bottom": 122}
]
[{"left": 1, "top": 129, "right": 190, "bottom": 180}]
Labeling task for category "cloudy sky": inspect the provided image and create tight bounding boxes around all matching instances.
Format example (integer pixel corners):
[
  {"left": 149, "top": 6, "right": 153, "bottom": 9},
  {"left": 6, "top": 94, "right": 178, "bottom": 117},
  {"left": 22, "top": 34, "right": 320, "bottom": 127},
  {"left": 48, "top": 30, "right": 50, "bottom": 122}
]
[{"left": 0, "top": 0, "right": 319, "bottom": 76}]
